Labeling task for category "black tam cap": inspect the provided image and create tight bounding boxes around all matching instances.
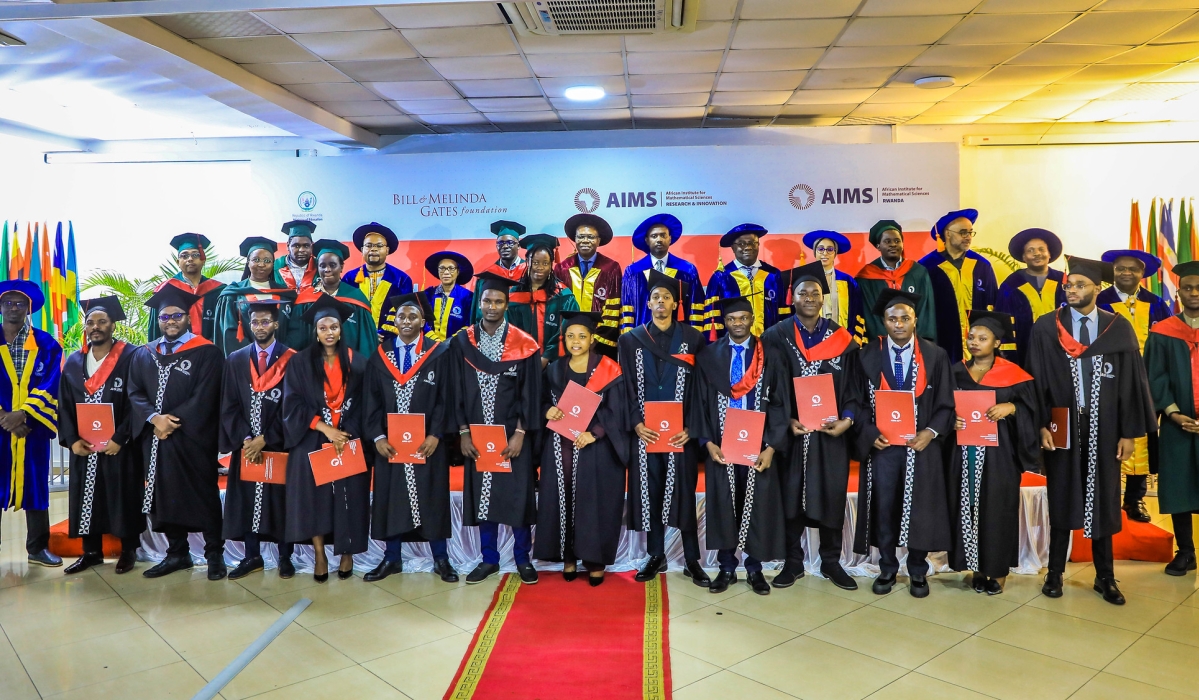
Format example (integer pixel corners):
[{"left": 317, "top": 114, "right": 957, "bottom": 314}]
[
  {"left": 1066, "top": 256, "right": 1113, "bottom": 286},
  {"left": 783, "top": 261, "right": 829, "bottom": 295},
  {"left": 564, "top": 214, "right": 613, "bottom": 245},
  {"left": 302, "top": 294, "right": 352, "bottom": 324},
  {"left": 872, "top": 288, "right": 921, "bottom": 317},
  {"left": 561, "top": 310, "right": 602, "bottom": 333},
  {"left": 1174, "top": 260, "right": 1199, "bottom": 281},
  {"left": 474, "top": 271, "right": 513, "bottom": 297},
  {"left": 80, "top": 296, "right": 125, "bottom": 323},
  {"left": 717, "top": 295, "right": 754, "bottom": 317},
  {"left": 647, "top": 268, "right": 682, "bottom": 301},
  {"left": 968, "top": 310, "right": 1013, "bottom": 342},
  {"left": 387, "top": 292, "right": 434, "bottom": 321},
  {"left": 246, "top": 298, "right": 286, "bottom": 319},
  {"left": 353, "top": 222, "right": 398, "bottom": 253},
  {"left": 146, "top": 283, "right": 200, "bottom": 313}
]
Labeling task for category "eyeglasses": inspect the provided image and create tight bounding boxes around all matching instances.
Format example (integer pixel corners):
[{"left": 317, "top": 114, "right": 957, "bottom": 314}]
[
  {"left": 814, "top": 246, "right": 838, "bottom": 255},
  {"left": 361, "top": 243, "right": 389, "bottom": 251},
  {"left": 438, "top": 266, "right": 458, "bottom": 274},
  {"left": 178, "top": 252, "right": 203, "bottom": 261},
  {"left": 947, "top": 228, "right": 975, "bottom": 237},
  {"left": 496, "top": 240, "right": 517, "bottom": 247},
  {"left": 0, "top": 300, "right": 28, "bottom": 309},
  {"left": 248, "top": 319, "right": 276, "bottom": 328},
  {"left": 158, "top": 312, "right": 187, "bottom": 322},
  {"left": 1061, "top": 282, "right": 1093, "bottom": 291}
]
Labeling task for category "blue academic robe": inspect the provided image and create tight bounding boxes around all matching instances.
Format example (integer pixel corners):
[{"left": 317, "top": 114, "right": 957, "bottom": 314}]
[
  {"left": 918, "top": 250, "right": 998, "bottom": 363},
  {"left": 1096, "top": 285, "right": 1172, "bottom": 354},
  {"left": 703, "top": 261, "right": 788, "bottom": 338},
  {"left": 619, "top": 254, "right": 705, "bottom": 332},
  {"left": 996, "top": 269, "right": 1065, "bottom": 367},
  {"left": 831, "top": 270, "right": 867, "bottom": 345},
  {"left": 342, "top": 263, "right": 413, "bottom": 329},
  {"left": 0, "top": 328, "right": 61, "bottom": 511}
]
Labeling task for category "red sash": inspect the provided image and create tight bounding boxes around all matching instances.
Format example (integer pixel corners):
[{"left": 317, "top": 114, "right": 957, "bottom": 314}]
[
  {"left": 250, "top": 347, "right": 296, "bottom": 393},
  {"left": 82, "top": 341, "right": 127, "bottom": 395},
  {"left": 970, "top": 357, "right": 1033, "bottom": 388},
  {"left": 856, "top": 259, "right": 916, "bottom": 290},
  {"left": 322, "top": 352, "right": 351, "bottom": 429},
  {"left": 158, "top": 277, "right": 223, "bottom": 334},
  {"left": 464, "top": 324, "right": 541, "bottom": 362},
  {"left": 509, "top": 288, "right": 549, "bottom": 346},
  {"left": 877, "top": 337, "right": 928, "bottom": 396},
  {"left": 377, "top": 336, "right": 441, "bottom": 386},
  {"left": 794, "top": 324, "right": 853, "bottom": 363},
  {"left": 1150, "top": 315, "right": 1199, "bottom": 412},
  {"left": 279, "top": 260, "right": 316, "bottom": 291},
  {"left": 152, "top": 335, "right": 212, "bottom": 355},
  {"left": 585, "top": 355, "right": 623, "bottom": 393},
  {"left": 295, "top": 286, "right": 373, "bottom": 313},
  {"left": 1055, "top": 313, "right": 1112, "bottom": 358},
  {"left": 730, "top": 340, "right": 764, "bottom": 400}
]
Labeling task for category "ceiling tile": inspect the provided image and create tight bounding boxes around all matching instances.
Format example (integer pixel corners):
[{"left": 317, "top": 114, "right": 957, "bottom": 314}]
[
  {"left": 539, "top": 75, "right": 628, "bottom": 97},
  {"left": 1025, "top": 83, "right": 1127, "bottom": 100},
  {"left": 1059, "top": 101, "right": 1144, "bottom": 122},
  {"left": 376, "top": 4, "right": 504, "bottom": 28},
  {"left": 549, "top": 95, "right": 630, "bottom": 110},
  {"left": 975, "top": 114, "right": 1047, "bottom": 123},
  {"left": 820, "top": 46, "right": 927, "bottom": 68},
  {"left": 1008, "top": 44, "right": 1131, "bottom": 65},
  {"left": 291, "top": 31, "right": 417, "bottom": 62},
  {"left": 628, "top": 73, "right": 716, "bottom": 94},
  {"left": 1047, "top": 11, "right": 1194, "bottom": 44},
  {"left": 891, "top": 66, "right": 991, "bottom": 84},
  {"left": 255, "top": 8, "right": 389, "bottom": 33},
  {"left": 468, "top": 97, "right": 552, "bottom": 112},
  {"left": 497, "top": 120, "right": 566, "bottom": 132},
  {"left": 431, "top": 123, "right": 498, "bottom": 133},
  {"left": 625, "top": 21, "right": 733, "bottom": 51},
  {"left": 776, "top": 115, "right": 844, "bottom": 125},
  {"left": 627, "top": 51, "right": 724, "bottom": 74},
  {"left": 710, "top": 90, "right": 794, "bottom": 105},
  {"left": 699, "top": 0, "right": 740, "bottom": 21},
  {"left": 941, "top": 14, "right": 1077, "bottom": 44},
  {"left": 860, "top": 0, "right": 982, "bottom": 15},
  {"left": 780, "top": 103, "right": 859, "bottom": 116},
  {"left": 973, "top": 65, "right": 1080, "bottom": 84},
  {"left": 1101, "top": 82, "right": 1199, "bottom": 100},
  {"left": 392, "top": 99, "right": 477, "bottom": 114},
  {"left": 1102, "top": 0, "right": 1199, "bottom": 9},
  {"left": 866, "top": 86, "right": 960, "bottom": 102},
  {"left": 418, "top": 113, "right": 489, "bottom": 125},
  {"left": 788, "top": 88, "right": 876, "bottom": 103},
  {"left": 152, "top": 13, "right": 279, "bottom": 39},
  {"left": 400, "top": 26, "right": 517, "bottom": 57},
  {"left": 329, "top": 59, "right": 440, "bottom": 83},
  {"left": 557, "top": 109, "right": 633, "bottom": 120},
  {"left": 911, "top": 44, "right": 1031, "bottom": 66},
  {"left": 716, "top": 71, "right": 806, "bottom": 91},
  {"left": 242, "top": 62, "right": 350, "bottom": 84},
  {"left": 484, "top": 111, "right": 560, "bottom": 123},
  {"left": 516, "top": 34, "right": 624, "bottom": 55},
  {"left": 347, "top": 114, "right": 425, "bottom": 131},
  {"left": 1146, "top": 63, "right": 1199, "bottom": 81},
  {"left": 851, "top": 102, "right": 931, "bottom": 116},
  {"left": 994, "top": 99, "right": 1089, "bottom": 118},
  {"left": 838, "top": 16, "right": 964, "bottom": 46},
  {"left": 284, "top": 82, "right": 377, "bottom": 101},
  {"left": 708, "top": 105, "right": 783, "bottom": 117},
  {"left": 428, "top": 56, "right": 531, "bottom": 80},
  {"left": 1104, "top": 43, "right": 1199, "bottom": 63},
  {"left": 631, "top": 92, "right": 712, "bottom": 106},
  {"left": 1152, "top": 13, "right": 1199, "bottom": 42},
  {"left": 452, "top": 78, "right": 543, "bottom": 97},
  {"left": 741, "top": 0, "right": 860, "bottom": 19},
  {"left": 364, "top": 81, "right": 461, "bottom": 100},
  {"left": 526, "top": 53, "right": 625, "bottom": 78},
  {"left": 976, "top": 0, "right": 1093, "bottom": 11},
  {"left": 944, "top": 84, "right": 1043, "bottom": 100},
  {"left": 1062, "top": 63, "right": 1174, "bottom": 81},
  {"left": 732, "top": 19, "right": 847, "bottom": 49},
  {"left": 721, "top": 49, "right": 825, "bottom": 71},
  {"left": 313, "top": 100, "right": 398, "bottom": 117},
  {"left": 920, "top": 100, "right": 1011, "bottom": 115},
  {"left": 195, "top": 36, "right": 317, "bottom": 63},
  {"left": 634, "top": 106, "right": 709, "bottom": 119},
  {"left": 804, "top": 67, "right": 897, "bottom": 89},
  {"left": 904, "top": 114, "right": 983, "bottom": 123}
]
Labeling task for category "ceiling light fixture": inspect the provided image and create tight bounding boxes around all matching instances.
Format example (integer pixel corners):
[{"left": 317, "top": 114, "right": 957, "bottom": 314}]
[
  {"left": 564, "top": 86, "right": 605, "bottom": 102},
  {"left": 914, "top": 76, "right": 955, "bottom": 89}
]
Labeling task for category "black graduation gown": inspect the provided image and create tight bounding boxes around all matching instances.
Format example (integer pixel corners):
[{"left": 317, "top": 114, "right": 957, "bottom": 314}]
[
  {"left": 533, "top": 354, "right": 630, "bottom": 565},
  {"left": 282, "top": 350, "right": 372, "bottom": 553},
  {"left": 364, "top": 337, "right": 454, "bottom": 542},
  {"left": 947, "top": 361, "right": 1039, "bottom": 578},
  {"left": 219, "top": 342, "right": 293, "bottom": 543},
  {"left": 127, "top": 339, "right": 224, "bottom": 533},
  {"left": 59, "top": 343, "right": 145, "bottom": 540},
  {"left": 1025, "top": 308, "right": 1155, "bottom": 539},
  {"left": 694, "top": 336, "right": 788, "bottom": 562},
  {"left": 451, "top": 323, "right": 543, "bottom": 528},
  {"left": 617, "top": 322, "right": 707, "bottom": 534},
  {"left": 851, "top": 337, "right": 956, "bottom": 554},
  {"left": 761, "top": 317, "right": 860, "bottom": 529}
]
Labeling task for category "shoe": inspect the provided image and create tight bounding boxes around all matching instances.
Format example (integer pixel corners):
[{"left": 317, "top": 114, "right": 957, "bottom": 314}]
[
  {"left": 227, "top": 556, "right": 264, "bottom": 581},
  {"left": 517, "top": 562, "right": 539, "bottom": 585},
  {"left": 337, "top": 555, "right": 355, "bottom": 579},
  {"left": 1042, "top": 572, "right": 1063, "bottom": 598},
  {"left": 363, "top": 559, "right": 403, "bottom": 582},
  {"left": 207, "top": 556, "right": 227, "bottom": 581},
  {"left": 278, "top": 557, "right": 295, "bottom": 579},
  {"left": 909, "top": 575, "right": 930, "bottom": 598},
  {"left": 589, "top": 572, "right": 605, "bottom": 587},
  {"left": 1165, "top": 550, "right": 1197, "bottom": 576},
  {"left": 635, "top": 555, "right": 667, "bottom": 582},
  {"left": 337, "top": 568, "right": 354, "bottom": 580},
  {"left": 562, "top": 568, "right": 578, "bottom": 582},
  {"left": 709, "top": 570, "right": 736, "bottom": 593},
  {"left": 972, "top": 573, "right": 987, "bottom": 593},
  {"left": 433, "top": 558, "right": 459, "bottom": 583},
  {"left": 747, "top": 570, "right": 770, "bottom": 595},
  {"left": 314, "top": 572, "right": 329, "bottom": 584},
  {"left": 64, "top": 552, "right": 104, "bottom": 575},
  {"left": 985, "top": 578, "right": 1003, "bottom": 595},
  {"left": 1124, "top": 501, "right": 1152, "bottom": 523},
  {"left": 466, "top": 562, "right": 500, "bottom": 584},
  {"left": 684, "top": 559, "right": 711, "bottom": 587},
  {"left": 114, "top": 550, "right": 136, "bottom": 575},
  {"left": 1094, "top": 577, "right": 1125, "bottom": 605},
  {"left": 27, "top": 549, "right": 63, "bottom": 567},
  {"left": 820, "top": 563, "right": 858, "bottom": 591},
  {"left": 143, "top": 554, "right": 193, "bottom": 578},
  {"left": 771, "top": 563, "right": 805, "bottom": 589},
  {"left": 872, "top": 572, "right": 896, "bottom": 595}
]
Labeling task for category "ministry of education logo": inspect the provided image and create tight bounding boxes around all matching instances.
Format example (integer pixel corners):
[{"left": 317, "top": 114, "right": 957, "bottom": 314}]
[
  {"left": 574, "top": 188, "right": 600, "bottom": 213},
  {"left": 788, "top": 184, "right": 815, "bottom": 210},
  {"left": 298, "top": 191, "right": 317, "bottom": 211}
]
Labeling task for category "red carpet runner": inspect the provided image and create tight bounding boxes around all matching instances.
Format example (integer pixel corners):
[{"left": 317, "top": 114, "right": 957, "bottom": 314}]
[{"left": 444, "top": 572, "right": 670, "bottom": 700}]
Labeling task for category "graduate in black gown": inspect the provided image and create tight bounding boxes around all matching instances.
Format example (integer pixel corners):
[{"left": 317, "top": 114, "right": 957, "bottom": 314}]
[
  {"left": 535, "top": 311, "right": 630, "bottom": 586},
  {"left": 363, "top": 292, "right": 458, "bottom": 584},
  {"left": 452, "top": 272, "right": 543, "bottom": 586},
  {"left": 283, "top": 295, "right": 372, "bottom": 582},
  {"left": 695, "top": 296, "right": 788, "bottom": 595},
  {"left": 761, "top": 262, "right": 860, "bottom": 591},
  {"left": 948, "top": 311, "right": 1039, "bottom": 595},
  {"left": 60, "top": 297, "right": 144, "bottom": 575},
  {"left": 219, "top": 300, "right": 297, "bottom": 581},
  {"left": 618, "top": 269, "right": 710, "bottom": 587},
  {"left": 851, "top": 288, "right": 955, "bottom": 598},
  {"left": 128, "top": 285, "right": 227, "bottom": 580},
  {"left": 1026, "top": 256, "right": 1156, "bottom": 606}
]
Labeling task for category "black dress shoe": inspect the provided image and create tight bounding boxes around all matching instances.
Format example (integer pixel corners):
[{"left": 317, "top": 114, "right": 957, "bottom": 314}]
[
  {"left": 709, "top": 570, "right": 736, "bottom": 593},
  {"left": 64, "top": 552, "right": 104, "bottom": 575},
  {"left": 433, "top": 558, "right": 459, "bottom": 583},
  {"left": 872, "top": 572, "right": 896, "bottom": 595},
  {"left": 909, "top": 575, "right": 930, "bottom": 598},
  {"left": 1042, "top": 572, "right": 1063, "bottom": 598},
  {"left": 363, "top": 559, "right": 403, "bottom": 582},
  {"left": 589, "top": 572, "right": 605, "bottom": 587},
  {"left": 466, "top": 562, "right": 500, "bottom": 584},
  {"left": 1165, "top": 550, "right": 1197, "bottom": 576},
  {"left": 1094, "top": 576, "right": 1126, "bottom": 605},
  {"left": 314, "top": 572, "right": 329, "bottom": 584},
  {"left": 114, "top": 550, "right": 136, "bottom": 575},
  {"left": 1124, "top": 501, "right": 1152, "bottom": 523},
  {"left": 27, "top": 549, "right": 63, "bottom": 567},
  {"left": 683, "top": 559, "right": 711, "bottom": 587},
  {"left": 143, "top": 554, "right": 193, "bottom": 578},
  {"left": 562, "top": 568, "right": 578, "bottom": 582},
  {"left": 278, "top": 557, "right": 295, "bottom": 579},
  {"left": 517, "top": 562, "right": 539, "bottom": 584},
  {"left": 972, "top": 573, "right": 987, "bottom": 593},
  {"left": 747, "top": 570, "right": 771, "bottom": 595},
  {"left": 337, "top": 567, "right": 354, "bottom": 580},
  {"left": 635, "top": 555, "right": 667, "bottom": 582},
  {"left": 985, "top": 577, "right": 1003, "bottom": 595},
  {"left": 227, "top": 555, "right": 264, "bottom": 581},
  {"left": 820, "top": 563, "right": 857, "bottom": 591},
  {"left": 207, "top": 556, "right": 228, "bottom": 581},
  {"left": 771, "top": 563, "right": 805, "bottom": 589}
]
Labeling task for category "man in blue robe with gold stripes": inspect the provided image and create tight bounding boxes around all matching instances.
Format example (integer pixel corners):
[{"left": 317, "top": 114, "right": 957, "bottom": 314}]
[
  {"left": 996, "top": 228, "right": 1066, "bottom": 367},
  {"left": 703, "top": 223, "right": 787, "bottom": 338},
  {"left": 342, "top": 222, "right": 413, "bottom": 333},
  {"left": 918, "top": 209, "right": 998, "bottom": 363},
  {"left": 619, "top": 213, "right": 705, "bottom": 332}
]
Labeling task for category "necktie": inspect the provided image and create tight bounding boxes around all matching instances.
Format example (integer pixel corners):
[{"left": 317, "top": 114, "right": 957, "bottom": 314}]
[
  {"left": 893, "top": 346, "right": 906, "bottom": 390},
  {"left": 402, "top": 343, "right": 414, "bottom": 373},
  {"left": 580, "top": 259, "right": 591, "bottom": 278},
  {"left": 258, "top": 350, "right": 268, "bottom": 376},
  {"left": 731, "top": 345, "right": 745, "bottom": 409},
  {"left": 1078, "top": 316, "right": 1090, "bottom": 345},
  {"left": 1078, "top": 317, "right": 1091, "bottom": 410},
  {"left": 741, "top": 265, "right": 753, "bottom": 279},
  {"left": 655, "top": 260, "right": 665, "bottom": 273},
  {"left": 164, "top": 340, "right": 177, "bottom": 355}
]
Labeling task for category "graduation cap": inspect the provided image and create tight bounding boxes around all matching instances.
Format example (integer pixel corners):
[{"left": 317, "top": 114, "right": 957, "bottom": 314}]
[
  {"left": 352, "top": 222, "right": 398, "bottom": 253},
  {"left": 564, "top": 213, "right": 613, "bottom": 246},
  {"left": 868, "top": 220, "right": 902, "bottom": 248},
  {"left": 387, "top": 292, "right": 434, "bottom": 321},
  {"left": 0, "top": 280, "right": 44, "bottom": 314},
  {"left": 1174, "top": 260, "right": 1199, "bottom": 281},
  {"left": 302, "top": 294, "right": 353, "bottom": 324},
  {"left": 802, "top": 230, "right": 851, "bottom": 255},
  {"left": 312, "top": 238, "right": 350, "bottom": 261},
  {"left": 633, "top": 213, "right": 682, "bottom": 254},
  {"left": 967, "top": 310, "right": 1013, "bottom": 342},
  {"left": 719, "top": 223, "right": 768, "bottom": 248},
  {"left": 519, "top": 233, "right": 559, "bottom": 253},
  {"left": 931, "top": 208, "right": 977, "bottom": 240},
  {"left": 80, "top": 295, "right": 125, "bottom": 323},
  {"left": 424, "top": 251, "right": 473, "bottom": 286},
  {"left": 716, "top": 295, "right": 754, "bottom": 317},
  {"left": 1008, "top": 228, "right": 1062, "bottom": 263},
  {"left": 782, "top": 261, "right": 830, "bottom": 295},
  {"left": 281, "top": 220, "right": 316, "bottom": 240},
  {"left": 871, "top": 288, "right": 921, "bottom": 317},
  {"left": 646, "top": 268, "right": 682, "bottom": 300},
  {"left": 146, "top": 283, "right": 200, "bottom": 313},
  {"left": 474, "top": 271, "right": 513, "bottom": 298},
  {"left": 239, "top": 236, "right": 278, "bottom": 258},
  {"left": 1066, "top": 256, "right": 1113, "bottom": 286},
  {"left": 490, "top": 220, "right": 526, "bottom": 239},
  {"left": 245, "top": 297, "right": 287, "bottom": 320},
  {"left": 561, "top": 310, "right": 603, "bottom": 333},
  {"left": 1102, "top": 249, "right": 1161, "bottom": 278},
  {"left": 170, "top": 233, "right": 209, "bottom": 252}
]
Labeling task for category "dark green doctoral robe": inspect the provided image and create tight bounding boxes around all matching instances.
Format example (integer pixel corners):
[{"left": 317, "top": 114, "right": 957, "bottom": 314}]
[
  {"left": 506, "top": 285, "right": 579, "bottom": 361},
  {"left": 283, "top": 282, "right": 378, "bottom": 355},
  {"left": 1145, "top": 315, "right": 1199, "bottom": 515},
  {"left": 212, "top": 278, "right": 295, "bottom": 357}
]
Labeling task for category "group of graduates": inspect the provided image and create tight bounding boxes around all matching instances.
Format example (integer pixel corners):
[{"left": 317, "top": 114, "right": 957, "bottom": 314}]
[{"left": 2, "top": 207, "right": 1197, "bottom": 607}]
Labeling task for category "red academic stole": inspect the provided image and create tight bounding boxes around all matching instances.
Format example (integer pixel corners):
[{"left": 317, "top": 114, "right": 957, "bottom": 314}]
[
  {"left": 856, "top": 259, "right": 917, "bottom": 290},
  {"left": 585, "top": 355, "right": 623, "bottom": 393},
  {"left": 152, "top": 335, "right": 212, "bottom": 355},
  {"left": 377, "top": 336, "right": 441, "bottom": 385},
  {"left": 464, "top": 324, "right": 541, "bottom": 367},
  {"left": 1055, "top": 312, "right": 1113, "bottom": 358},
  {"left": 82, "top": 341, "right": 127, "bottom": 395},
  {"left": 251, "top": 348, "right": 296, "bottom": 393},
  {"left": 730, "top": 340, "right": 765, "bottom": 400},
  {"left": 294, "top": 286, "right": 373, "bottom": 313},
  {"left": 970, "top": 356, "right": 1033, "bottom": 388},
  {"left": 794, "top": 324, "right": 853, "bottom": 363},
  {"left": 158, "top": 277, "right": 223, "bottom": 335},
  {"left": 279, "top": 259, "right": 316, "bottom": 291},
  {"left": 508, "top": 288, "right": 549, "bottom": 347},
  {"left": 876, "top": 337, "right": 928, "bottom": 396},
  {"left": 321, "top": 350, "right": 353, "bottom": 430},
  {"left": 1150, "top": 315, "right": 1199, "bottom": 411}
]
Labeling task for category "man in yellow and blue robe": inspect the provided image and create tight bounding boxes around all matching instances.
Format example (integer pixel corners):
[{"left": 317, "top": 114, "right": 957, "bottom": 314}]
[
  {"left": 996, "top": 228, "right": 1066, "bottom": 367},
  {"left": 555, "top": 213, "right": 622, "bottom": 354},
  {"left": 342, "top": 222, "right": 413, "bottom": 332},
  {"left": 620, "top": 213, "right": 705, "bottom": 332},
  {"left": 918, "top": 209, "right": 998, "bottom": 363},
  {"left": 704, "top": 223, "right": 787, "bottom": 338},
  {"left": 801, "top": 230, "right": 866, "bottom": 344}
]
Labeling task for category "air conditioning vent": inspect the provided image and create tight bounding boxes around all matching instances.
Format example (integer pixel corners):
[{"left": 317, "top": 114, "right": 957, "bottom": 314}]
[{"left": 500, "top": 0, "right": 696, "bottom": 35}]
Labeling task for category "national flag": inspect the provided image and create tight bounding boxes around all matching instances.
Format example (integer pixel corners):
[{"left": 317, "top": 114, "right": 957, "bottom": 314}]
[
  {"left": 1129, "top": 200, "right": 1143, "bottom": 251},
  {"left": 9, "top": 225, "right": 20, "bottom": 281},
  {"left": 0, "top": 221, "right": 8, "bottom": 283},
  {"left": 1146, "top": 198, "right": 1160, "bottom": 295},
  {"left": 65, "top": 222, "right": 79, "bottom": 332},
  {"left": 1158, "top": 199, "right": 1178, "bottom": 306},
  {"left": 1179, "top": 198, "right": 1193, "bottom": 265},
  {"left": 21, "top": 222, "right": 31, "bottom": 279},
  {"left": 52, "top": 222, "right": 67, "bottom": 342},
  {"left": 39, "top": 222, "right": 53, "bottom": 335},
  {"left": 28, "top": 227, "right": 42, "bottom": 331}
]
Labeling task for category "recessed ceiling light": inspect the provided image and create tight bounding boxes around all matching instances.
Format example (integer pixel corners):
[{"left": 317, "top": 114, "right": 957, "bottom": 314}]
[
  {"left": 914, "top": 76, "right": 955, "bottom": 89},
  {"left": 564, "top": 86, "right": 605, "bottom": 102}
]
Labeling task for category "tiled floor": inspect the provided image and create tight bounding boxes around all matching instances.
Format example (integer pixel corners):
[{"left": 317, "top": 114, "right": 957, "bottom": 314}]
[{"left": 0, "top": 493, "right": 1196, "bottom": 699}]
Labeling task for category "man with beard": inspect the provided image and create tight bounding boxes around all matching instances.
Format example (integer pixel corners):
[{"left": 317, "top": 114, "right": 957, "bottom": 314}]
[
  {"left": 856, "top": 221, "right": 936, "bottom": 343},
  {"left": 129, "top": 284, "right": 227, "bottom": 580},
  {"left": 285, "top": 239, "right": 377, "bottom": 354},
  {"left": 996, "top": 228, "right": 1066, "bottom": 367},
  {"left": 364, "top": 292, "right": 458, "bottom": 584},
  {"left": 620, "top": 214, "right": 705, "bottom": 333},
  {"left": 554, "top": 214, "right": 622, "bottom": 355},
  {"left": 1027, "top": 256, "right": 1156, "bottom": 605},
  {"left": 275, "top": 220, "right": 317, "bottom": 293},
  {"left": 761, "top": 262, "right": 859, "bottom": 590},
  {"left": 919, "top": 209, "right": 998, "bottom": 363},
  {"left": 704, "top": 224, "right": 788, "bottom": 339},
  {"left": 59, "top": 297, "right": 143, "bottom": 574},
  {"left": 343, "top": 222, "right": 413, "bottom": 330},
  {"left": 147, "top": 233, "right": 226, "bottom": 343}
]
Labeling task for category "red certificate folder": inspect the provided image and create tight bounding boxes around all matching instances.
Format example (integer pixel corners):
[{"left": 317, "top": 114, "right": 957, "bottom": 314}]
[
  {"left": 721, "top": 407, "right": 766, "bottom": 467},
  {"left": 309, "top": 438, "right": 367, "bottom": 487},
  {"left": 955, "top": 390, "right": 998, "bottom": 447},
  {"left": 875, "top": 390, "right": 917, "bottom": 445},
  {"left": 1049, "top": 407, "right": 1071, "bottom": 449},
  {"left": 77, "top": 403, "right": 115, "bottom": 450},
  {"left": 548, "top": 381, "right": 602, "bottom": 440},
  {"left": 644, "top": 401, "right": 684, "bottom": 453},
  {"left": 241, "top": 451, "right": 287, "bottom": 485},
  {"left": 470, "top": 424, "right": 511, "bottom": 472},
  {"left": 794, "top": 374, "right": 838, "bottom": 430},
  {"left": 387, "top": 413, "right": 426, "bottom": 464}
]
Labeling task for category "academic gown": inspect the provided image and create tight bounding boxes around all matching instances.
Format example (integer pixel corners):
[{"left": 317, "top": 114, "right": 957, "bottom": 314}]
[
  {"left": 1144, "top": 316, "right": 1199, "bottom": 515},
  {"left": 146, "top": 276, "right": 226, "bottom": 343},
  {"left": 854, "top": 259, "right": 937, "bottom": 343},
  {"left": 534, "top": 354, "right": 630, "bottom": 565},
  {"left": 617, "top": 322, "right": 707, "bottom": 534},
  {"left": 0, "top": 327, "right": 59, "bottom": 512},
  {"left": 282, "top": 350, "right": 372, "bottom": 553},
  {"left": 212, "top": 279, "right": 295, "bottom": 356},
  {"left": 283, "top": 283, "right": 378, "bottom": 355},
  {"left": 471, "top": 260, "right": 526, "bottom": 323},
  {"left": 851, "top": 337, "right": 956, "bottom": 555},
  {"left": 694, "top": 336, "right": 789, "bottom": 562},
  {"left": 274, "top": 256, "right": 316, "bottom": 293},
  {"left": 996, "top": 269, "right": 1065, "bottom": 368},
  {"left": 918, "top": 250, "right": 998, "bottom": 363},
  {"left": 364, "top": 336, "right": 454, "bottom": 542},
  {"left": 947, "top": 360, "right": 1039, "bottom": 578},
  {"left": 59, "top": 342, "right": 144, "bottom": 539},
  {"left": 827, "top": 270, "right": 867, "bottom": 345},
  {"left": 760, "top": 317, "right": 859, "bottom": 529},
  {"left": 703, "top": 262, "right": 789, "bottom": 338},
  {"left": 219, "top": 342, "right": 295, "bottom": 543},
  {"left": 342, "top": 263, "right": 413, "bottom": 329},
  {"left": 451, "top": 322, "right": 542, "bottom": 528},
  {"left": 127, "top": 337, "right": 224, "bottom": 533},
  {"left": 506, "top": 284, "right": 580, "bottom": 361},
  {"left": 553, "top": 252, "right": 622, "bottom": 329},
  {"left": 1025, "top": 309, "right": 1156, "bottom": 539},
  {"left": 620, "top": 254, "right": 706, "bottom": 332}
]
